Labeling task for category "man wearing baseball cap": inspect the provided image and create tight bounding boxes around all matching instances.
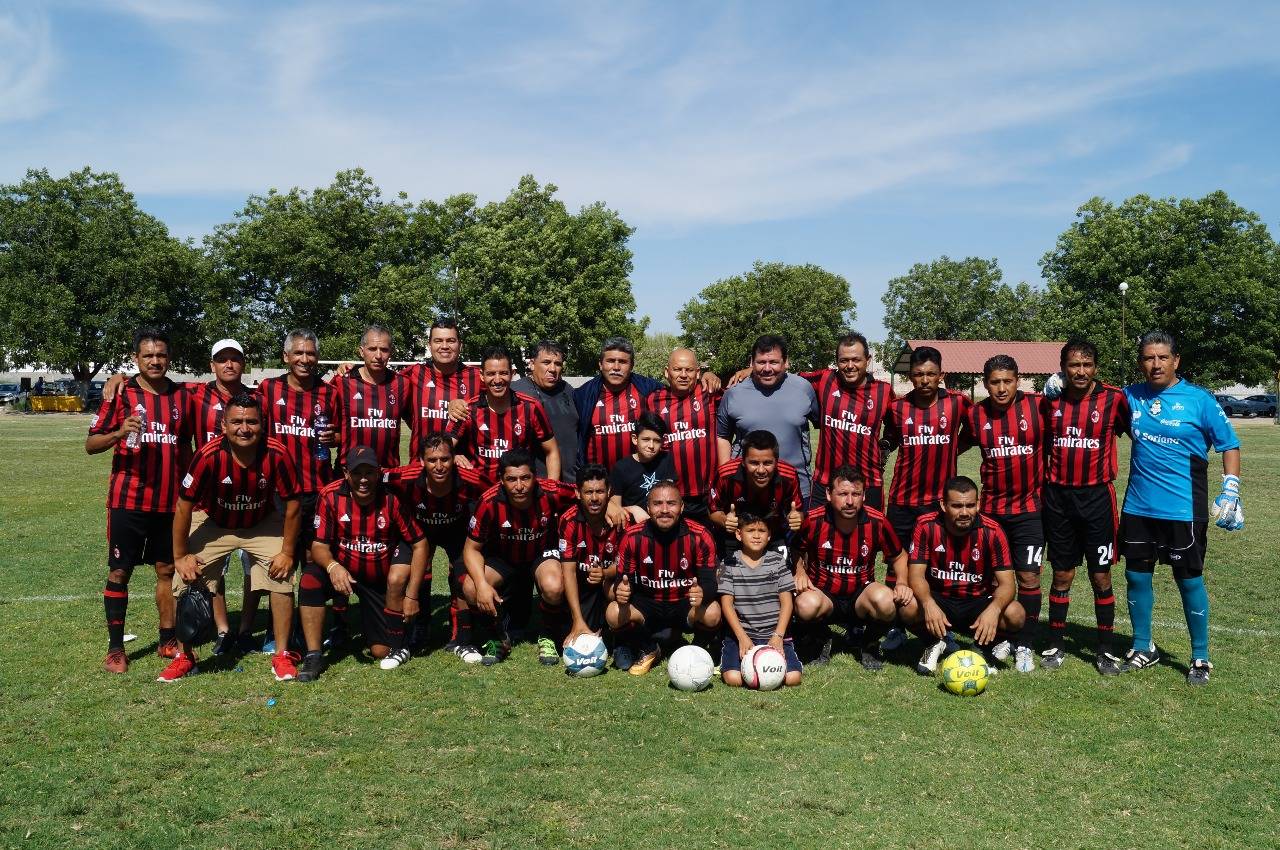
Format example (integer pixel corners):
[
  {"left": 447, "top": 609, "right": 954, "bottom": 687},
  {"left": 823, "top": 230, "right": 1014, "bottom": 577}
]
[{"left": 297, "top": 445, "right": 429, "bottom": 680}]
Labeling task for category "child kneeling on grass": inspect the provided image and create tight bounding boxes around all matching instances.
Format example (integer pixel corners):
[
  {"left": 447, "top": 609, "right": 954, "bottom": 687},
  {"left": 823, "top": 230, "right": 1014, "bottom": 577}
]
[{"left": 718, "top": 512, "right": 803, "bottom": 687}]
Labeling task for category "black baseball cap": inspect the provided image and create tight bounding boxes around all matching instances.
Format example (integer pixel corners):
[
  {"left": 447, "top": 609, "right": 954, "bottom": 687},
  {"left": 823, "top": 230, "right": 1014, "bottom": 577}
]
[{"left": 346, "top": 445, "right": 380, "bottom": 471}]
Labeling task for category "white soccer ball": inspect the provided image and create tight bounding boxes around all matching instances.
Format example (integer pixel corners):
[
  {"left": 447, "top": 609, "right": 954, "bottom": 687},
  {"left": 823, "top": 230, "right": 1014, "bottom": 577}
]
[
  {"left": 562, "top": 633, "right": 608, "bottom": 678},
  {"left": 667, "top": 644, "right": 715, "bottom": 692},
  {"left": 740, "top": 645, "right": 787, "bottom": 691}
]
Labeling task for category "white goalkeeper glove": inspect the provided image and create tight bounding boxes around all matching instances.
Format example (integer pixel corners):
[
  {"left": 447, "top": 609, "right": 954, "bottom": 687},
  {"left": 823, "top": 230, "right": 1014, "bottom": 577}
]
[{"left": 1210, "top": 474, "right": 1244, "bottom": 531}]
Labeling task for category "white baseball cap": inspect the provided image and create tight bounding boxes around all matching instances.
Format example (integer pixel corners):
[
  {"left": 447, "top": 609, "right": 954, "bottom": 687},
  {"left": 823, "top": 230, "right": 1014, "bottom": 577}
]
[{"left": 211, "top": 339, "right": 244, "bottom": 358}]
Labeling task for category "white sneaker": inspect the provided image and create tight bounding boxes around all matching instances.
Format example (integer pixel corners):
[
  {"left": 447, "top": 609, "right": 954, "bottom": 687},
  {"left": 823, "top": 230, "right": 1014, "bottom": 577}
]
[
  {"left": 1014, "top": 645, "right": 1035, "bottom": 673},
  {"left": 452, "top": 644, "right": 483, "bottom": 664},
  {"left": 882, "top": 627, "right": 907, "bottom": 653},
  {"left": 990, "top": 639, "right": 1012, "bottom": 661},
  {"left": 379, "top": 648, "right": 411, "bottom": 670},
  {"left": 916, "top": 639, "right": 947, "bottom": 675}
]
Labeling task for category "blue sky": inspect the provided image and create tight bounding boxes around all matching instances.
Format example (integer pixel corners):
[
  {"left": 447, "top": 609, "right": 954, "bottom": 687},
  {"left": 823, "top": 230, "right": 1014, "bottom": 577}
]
[{"left": 3, "top": 1, "right": 1279, "bottom": 340}]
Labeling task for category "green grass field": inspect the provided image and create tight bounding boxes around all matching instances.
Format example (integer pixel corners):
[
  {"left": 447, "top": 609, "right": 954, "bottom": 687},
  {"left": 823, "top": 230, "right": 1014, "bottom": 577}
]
[{"left": 2, "top": 415, "right": 1278, "bottom": 849}]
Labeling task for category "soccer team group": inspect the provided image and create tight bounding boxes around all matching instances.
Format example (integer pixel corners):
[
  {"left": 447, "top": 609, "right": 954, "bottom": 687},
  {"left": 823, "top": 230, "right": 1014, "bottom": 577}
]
[{"left": 85, "top": 319, "right": 1243, "bottom": 687}]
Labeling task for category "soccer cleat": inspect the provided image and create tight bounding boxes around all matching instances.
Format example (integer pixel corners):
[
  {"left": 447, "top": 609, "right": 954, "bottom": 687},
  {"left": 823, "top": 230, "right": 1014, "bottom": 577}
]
[
  {"left": 537, "top": 637, "right": 560, "bottom": 666},
  {"left": 858, "top": 643, "right": 885, "bottom": 672},
  {"left": 881, "top": 627, "right": 907, "bottom": 653},
  {"left": 1186, "top": 659, "right": 1213, "bottom": 686},
  {"left": 103, "top": 648, "right": 129, "bottom": 674},
  {"left": 613, "top": 644, "right": 637, "bottom": 671},
  {"left": 296, "top": 651, "right": 325, "bottom": 683},
  {"left": 1095, "top": 650, "right": 1123, "bottom": 676},
  {"left": 211, "top": 631, "right": 234, "bottom": 657},
  {"left": 628, "top": 644, "right": 663, "bottom": 676},
  {"left": 451, "top": 643, "right": 484, "bottom": 664},
  {"left": 378, "top": 648, "right": 411, "bottom": 670},
  {"left": 157, "top": 638, "right": 180, "bottom": 659},
  {"left": 271, "top": 650, "right": 300, "bottom": 681},
  {"left": 1040, "top": 646, "right": 1067, "bottom": 670},
  {"left": 1014, "top": 646, "right": 1036, "bottom": 673},
  {"left": 156, "top": 652, "right": 197, "bottom": 682},
  {"left": 1120, "top": 646, "right": 1161, "bottom": 673},
  {"left": 990, "top": 639, "right": 1012, "bottom": 661},
  {"left": 481, "top": 639, "right": 510, "bottom": 666},
  {"left": 916, "top": 639, "right": 947, "bottom": 675}
]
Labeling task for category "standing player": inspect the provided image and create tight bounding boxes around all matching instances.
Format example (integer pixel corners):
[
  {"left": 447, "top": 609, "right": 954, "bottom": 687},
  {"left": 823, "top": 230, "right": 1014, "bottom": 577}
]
[
  {"left": 384, "top": 434, "right": 487, "bottom": 661},
  {"left": 332, "top": 326, "right": 412, "bottom": 469},
  {"left": 1040, "top": 339, "right": 1130, "bottom": 674},
  {"left": 1118, "top": 331, "right": 1241, "bottom": 684},
  {"left": 708, "top": 430, "right": 805, "bottom": 555},
  {"left": 904, "top": 477, "right": 1025, "bottom": 673},
  {"left": 960, "top": 355, "right": 1045, "bottom": 672},
  {"left": 793, "top": 466, "right": 914, "bottom": 670},
  {"left": 608, "top": 481, "right": 722, "bottom": 675},
  {"left": 300, "top": 446, "right": 429, "bottom": 680},
  {"left": 451, "top": 346, "right": 560, "bottom": 486},
  {"left": 574, "top": 337, "right": 660, "bottom": 472},
  {"left": 161, "top": 394, "right": 302, "bottom": 682},
  {"left": 87, "top": 328, "right": 190, "bottom": 673},
  {"left": 801, "top": 333, "right": 895, "bottom": 510},
  {"left": 511, "top": 340, "right": 580, "bottom": 483},
  {"left": 461, "top": 450, "right": 576, "bottom": 666},
  {"left": 646, "top": 348, "right": 722, "bottom": 522},
  {"left": 400, "top": 317, "right": 483, "bottom": 459},
  {"left": 561, "top": 464, "right": 630, "bottom": 647}
]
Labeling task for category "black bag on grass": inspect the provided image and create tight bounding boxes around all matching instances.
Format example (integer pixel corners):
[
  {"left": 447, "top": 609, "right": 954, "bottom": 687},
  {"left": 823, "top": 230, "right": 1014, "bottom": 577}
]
[{"left": 176, "top": 585, "right": 214, "bottom": 645}]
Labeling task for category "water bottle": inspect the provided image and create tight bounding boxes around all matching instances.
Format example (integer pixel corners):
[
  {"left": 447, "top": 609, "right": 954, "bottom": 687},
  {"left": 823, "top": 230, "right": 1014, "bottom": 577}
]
[
  {"left": 312, "top": 412, "right": 331, "bottom": 461},
  {"left": 125, "top": 403, "right": 147, "bottom": 449}
]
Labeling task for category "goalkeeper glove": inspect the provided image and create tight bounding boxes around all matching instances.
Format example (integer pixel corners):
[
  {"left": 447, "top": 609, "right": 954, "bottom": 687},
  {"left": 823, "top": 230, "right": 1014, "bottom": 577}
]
[
  {"left": 1043, "top": 372, "right": 1064, "bottom": 400},
  {"left": 1210, "top": 474, "right": 1244, "bottom": 531}
]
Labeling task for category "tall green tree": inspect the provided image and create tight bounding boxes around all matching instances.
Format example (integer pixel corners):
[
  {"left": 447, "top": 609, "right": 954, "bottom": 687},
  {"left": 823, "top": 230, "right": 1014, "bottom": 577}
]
[
  {"left": 448, "top": 176, "right": 645, "bottom": 373},
  {"left": 877, "top": 256, "right": 1047, "bottom": 367},
  {"left": 0, "top": 167, "right": 210, "bottom": 381},
  {"left": 633, "top": 332, "right": 681, "bottom": 379},
  {"left": 679, "top": 261, "right": 856, "bottom": 373},
  {"left": 1041, "top": 191, "right": 1280, "bottom": 387}
]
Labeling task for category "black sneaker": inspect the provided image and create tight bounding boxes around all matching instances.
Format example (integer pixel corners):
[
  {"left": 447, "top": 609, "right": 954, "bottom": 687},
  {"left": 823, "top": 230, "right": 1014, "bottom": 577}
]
[
  {"left": 296, "top": 651, "right": 325, "bottom": 683},
  {"left": 211, "top": 631, "right": 234, "bottom": 657},
  {"left": 1040, "top": 645, "right": 1067, "bottom": 670},
  {"left": 1120, "top": 646, "right": 1161, "bottom": 673},
  {"left": 858, "top": 643, "right": 884, "bottom": 672},
  {"left": 1186, "top": 659, "right": 1212, "bottom": 686},
  {"left": 1095, "top": 650, "right": 1123, "bottom": 676},
  {"left": 322, "top": 624, "right": 348, "bottom": 650}
]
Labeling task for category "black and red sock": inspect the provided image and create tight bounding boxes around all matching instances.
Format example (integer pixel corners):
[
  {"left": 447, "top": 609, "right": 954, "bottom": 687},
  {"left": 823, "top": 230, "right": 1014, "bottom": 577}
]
[
  {"left": 1017, "top": 587, "right": 1042, "bottom": 648},
  {"left": 450, "top": 599, "right": 473, "bottom": 645},
  {"left": 385, "top": 607, "right": 405, "bottom": 652},
  {"left": 1048, "top": 588, "right": 1070, "bottom": 647},
  {"left": 538, "top": 600, "right": 569, "bottom": 646},
  {"left": 1093, "top": 586, "right": 1115, "bottom": 652},
  {"left": 104, "top": 580, "right": 128, "bottom": 649}
]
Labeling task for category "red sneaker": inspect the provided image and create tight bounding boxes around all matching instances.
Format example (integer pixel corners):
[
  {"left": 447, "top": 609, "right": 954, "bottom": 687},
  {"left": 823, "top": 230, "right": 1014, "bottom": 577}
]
[
  {"left": 103, "top": 648, "right": 128, "bottom": 674},
  {"left": 271, "top": 650, "right": 300, "bottom": 681},
  {"left": 157, "top": 638, "right": 180, "bottom": 659},
  {"left": 156, "top": 652, "right": 196, "bottom": 682}
]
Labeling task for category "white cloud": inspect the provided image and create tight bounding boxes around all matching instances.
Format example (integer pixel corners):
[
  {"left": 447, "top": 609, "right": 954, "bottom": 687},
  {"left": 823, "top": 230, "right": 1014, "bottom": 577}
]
[{"left": 0, "top": 10, "right": 55, "bottom": 123}]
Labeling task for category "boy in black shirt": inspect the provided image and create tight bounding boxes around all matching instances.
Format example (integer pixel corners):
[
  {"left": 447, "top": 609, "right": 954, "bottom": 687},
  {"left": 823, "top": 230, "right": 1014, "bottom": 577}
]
[{"left": 609, "top": 412, "right": 677, "bottom": 521}]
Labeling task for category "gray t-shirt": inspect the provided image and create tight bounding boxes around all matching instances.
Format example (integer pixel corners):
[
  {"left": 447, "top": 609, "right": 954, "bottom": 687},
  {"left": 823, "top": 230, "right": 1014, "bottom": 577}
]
[
  {"left": 717, "top": 373, "right": 820, "bottom": 498},
  {"left": 717, "top": 549, "right": 795, "bottom": 642},
  {"left": 511, "top": 376, "right": 578, "bottom": 483}
]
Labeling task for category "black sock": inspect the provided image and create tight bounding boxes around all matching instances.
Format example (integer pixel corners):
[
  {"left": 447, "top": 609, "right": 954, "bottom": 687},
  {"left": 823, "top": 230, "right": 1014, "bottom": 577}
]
[
  {"left": 384, "top": 608, "right": 405, "bottom": 652},
  {"left": 862, "top": 620, "right": 888, "bottom": 648},
  {"left": 1093, "top": 587, "right": 1115, "bottom": 652},
  {"left": 104, "top": 580, "right": 128, "bottom": 650},
  {"left": 451, "top": 601, "right": 473, "bottom": 645},
  {"left": 538, "top": 599, "right": 569, "bottom": 645},
  {"left": 1017, "top": 588, "right": 1042, "bottom": 648},
  {"left": 1048, "top": 589, "right": 1070, "bottom": 647}
]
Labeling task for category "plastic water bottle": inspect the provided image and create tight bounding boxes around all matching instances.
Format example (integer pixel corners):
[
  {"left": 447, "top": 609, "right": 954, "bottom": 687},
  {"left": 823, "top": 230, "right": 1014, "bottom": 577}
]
[
  {"left": 125, "top": 403, "right": 147, "bottom": 449},
  {"left": 312, "top": 412, "right": 330, "bottom": 460}
]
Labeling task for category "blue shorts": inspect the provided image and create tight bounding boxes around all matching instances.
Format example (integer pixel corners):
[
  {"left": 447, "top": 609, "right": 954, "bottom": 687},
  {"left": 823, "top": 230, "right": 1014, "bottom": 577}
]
[{"left": 720, "top": 637, "right": 803, "bottom": 674}]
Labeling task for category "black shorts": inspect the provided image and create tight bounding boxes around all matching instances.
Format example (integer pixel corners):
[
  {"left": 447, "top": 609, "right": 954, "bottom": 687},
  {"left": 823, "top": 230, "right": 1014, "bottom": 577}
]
[
  {"left": 297, "top": 492, "right": 319, "bottom": 553},
  {"left": 992, "top": 512, "right": 1045, "bottom": 573},
  {"left": 577, "top": 586, "right": 607, "bottom": 633},
  {"left": 352, "top": 578, "right": 393, "bottom": 649},
  {"left": 1119, "top": 514, "right": 1208, "bottom": 577},
  {"left": 449, "top": 551, "right": 555, "bottom": 589},
  {"left": 932, "top": 593, "right": 995, "bottom": 636},
  {"left": 810, "top": 482, "right": 883, "bottom": 512},
  {"left": 887, "top": 503, "right": 934, "bottom": 553},
  {"left": 107, "top": 508, "right": 175, "bottom": 570},
  {"left": 630, "top": 595, "right": 694, "bottom": 633},
  {"left": 1041, "top": 483, "right": 1117, "bottom": 573},
  {"left": 826, "top": 583, "right": 871, "bottom": 627}
]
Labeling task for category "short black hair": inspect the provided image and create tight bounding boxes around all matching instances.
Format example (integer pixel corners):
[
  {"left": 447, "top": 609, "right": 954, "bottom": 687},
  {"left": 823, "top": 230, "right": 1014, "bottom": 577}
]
[
  {"left": 576, "top": 463, "right": 609, "bottom": 487},
  {"left": 132, "top": 327, "right": 170, "bottom": 354},
  {"left": 741, "top": 429, "right": 779, "bottom": 457},
  {"left": 909, "top": 346, "right": 942, "bottom": 370},
  {"left": 751, "top": 334, "right": 788, "bottom": 361},
  {"left": 420, "top": 433, "right": 453, "bottom": 457},
  {"left": 225, "top": 392, "right": 260, "bottom": 412},
  {"left": 830, "top": 465, "right": 865, "bottom": 489},
  {"left": 1138, "top": 329, "right": 1177, "bottom": 357},
  {"left": 480, "top": 345, "right": 513, "bottom": 369},
  {"left": 633, "top": 411, "right": 668, "bottom": 439},
  {"left": 430, "top": 316, "right": 461, "bottom": 337},
  {"left": 529, "top": 340, "right": 566, "bottom": 361},
  {"left": 983, "top": 354, "right": 1019, "bottom": 378},
  {"left": 943, "top": 475, "right": 979, "bottom": 499},
  {"left": 736, "top": 510, "right": 768, "bottom": 529},
  {"left": 647, "top": 479, "right": 682, "bottom": 502},
  {"left": 1060, "top": 338, "right": 1097, "bottom": 367},
  {"left": 836, "top": 332, "right": 870, "bottom": 358},
  {"left": 498, "top": 449, "right": 534, "bottom": 475}
]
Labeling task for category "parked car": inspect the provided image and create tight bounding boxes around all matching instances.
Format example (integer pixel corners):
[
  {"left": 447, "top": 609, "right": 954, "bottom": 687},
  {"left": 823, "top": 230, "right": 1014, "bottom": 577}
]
[
  {"left": 1245, "top": 394, "right": 1277, "bottom": 417},
  {"left": 86, "top": 381, "right": 106, "bottom": 409},
  {"left": 1214, "top": 394, "right": 1270, "bottom": 417},
  {"left": 0, "top": 382, "right": 24, "bottom": 404}
]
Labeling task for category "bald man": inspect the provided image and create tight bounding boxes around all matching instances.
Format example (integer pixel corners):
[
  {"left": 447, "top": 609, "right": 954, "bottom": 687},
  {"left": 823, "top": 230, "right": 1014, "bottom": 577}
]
[{"left": 646, "top": 349, "right": 722, "bottom": 522}]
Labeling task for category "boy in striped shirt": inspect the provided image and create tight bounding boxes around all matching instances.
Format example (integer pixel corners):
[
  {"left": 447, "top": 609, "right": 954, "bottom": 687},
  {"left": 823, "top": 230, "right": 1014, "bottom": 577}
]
[{"left": 718, "top": 513, "right": 802, "bottom": 687}]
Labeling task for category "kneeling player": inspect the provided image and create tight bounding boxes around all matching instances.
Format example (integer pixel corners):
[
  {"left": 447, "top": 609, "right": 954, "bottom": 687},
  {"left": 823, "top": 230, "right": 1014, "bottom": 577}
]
[
  {"left": 719, "top": 512, "right": 802, "bottom": 687},
  {"left": 607, "top": 481, "right": 722, "bottom": 675},
  {"left": 708, "top": 429, "right": 804, "bottom": 557},
  {"left": 793, "top": 466, "right": 914, "bottom": 670},
  {"left": 460, "top": 450, "right": 575, "bottom": 666},
  {"left": 299, "top": 446, "right": 429, "bottom": 680},
  {"left": 162, "top": 394, "right": 302, "bottom": 682},
  {"left": 561, "top": 464, "right": 629, "bottom": 647},
  {"left": 903, "top": 476, "right": 1025, "bottom": 674}
]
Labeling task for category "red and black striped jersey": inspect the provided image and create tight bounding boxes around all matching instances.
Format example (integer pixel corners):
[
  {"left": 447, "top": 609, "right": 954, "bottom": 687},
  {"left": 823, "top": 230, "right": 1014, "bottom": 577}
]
[
  {"left": 467, "top": 478, "right": 574, "bottom": 564},
  {"left": 89, "top": 377, "right": 190, "bottom": 512},
  {"left": 797, "top": 504, "right": 902, "bottom": 595},
  {"left": 646, "top": 385, "right": 720, "bottom": 498},
  {"left": 962, "top": 392, "right": 1045, "bottom": 516},
  {"left": 1041, "top": 384, "right": 1130, "bottom": 487},
  {"left": 802, "top": 370, "right": 895, "bottom": 487},
  {"left": 585, "top": 382, "right": 646, "bottom": 470},
  {"left": 184, "top": 381, "right": 245, "bottom": 449},
  {"left": 179, "top": 437, "right": 300, "bottom": 529},
  {"left": 400, "top": 362, "right": 483, "bottom": 459},
  {"left": 256, "top": 375, "right": 340, "bottom": 495},
  {"left": 909, "top": 511, "right": 1011, "bottom": 600},
  {"left": 333, "top": 371, "right": 411, "bottom": 469},
  {"left": 708, "top": 458, "right": 804, "bottom": 540},
  {"left": 885, "top": 389, "right": 972, "bottom": 508},
  {"left": 450, "top": 392, "right": 553, "bottom": 486},
  {"left": 383, "top": 462, "right": 487, "bottom": 558},
  {"left": 313, "top": 480, "right": 424, "bottom": 582},
  {"left": 558, "top": 505, "right": 630, "bottom": 581},
  {"left": 615, "top": 518, "right": 716, "bottom": 603}
]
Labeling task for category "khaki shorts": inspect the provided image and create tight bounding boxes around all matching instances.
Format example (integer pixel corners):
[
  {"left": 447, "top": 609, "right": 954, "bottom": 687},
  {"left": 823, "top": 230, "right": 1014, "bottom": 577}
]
[{"left": 172, "top": 511, "right": 296, "bottom": 596}]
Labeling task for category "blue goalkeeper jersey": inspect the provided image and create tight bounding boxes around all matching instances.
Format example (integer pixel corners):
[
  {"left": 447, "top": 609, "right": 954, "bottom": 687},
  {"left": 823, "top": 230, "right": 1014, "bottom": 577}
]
[{"left": 1123, "top": 379, "right": 1239, "bottom": 522}]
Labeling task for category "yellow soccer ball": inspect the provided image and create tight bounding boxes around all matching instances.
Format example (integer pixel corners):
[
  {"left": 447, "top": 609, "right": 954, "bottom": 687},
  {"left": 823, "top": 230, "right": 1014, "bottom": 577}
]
[{"left": 938, "top": 649, "right": 990, "bottom": 696}]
